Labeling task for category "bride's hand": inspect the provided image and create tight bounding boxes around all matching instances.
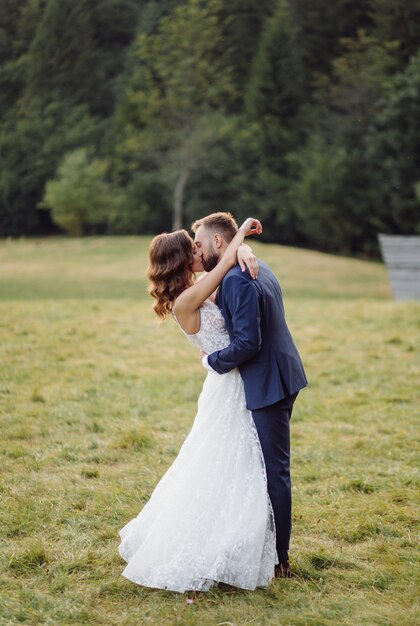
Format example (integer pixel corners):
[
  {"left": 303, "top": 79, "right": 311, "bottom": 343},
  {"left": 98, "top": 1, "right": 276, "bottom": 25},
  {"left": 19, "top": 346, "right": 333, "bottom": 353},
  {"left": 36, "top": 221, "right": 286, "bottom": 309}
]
[
  {"left": 237, "top": 244, "right": 259, "bottom": 279},
  {"left": 239, "top": 218, "right": 263, "bottom": 236}
]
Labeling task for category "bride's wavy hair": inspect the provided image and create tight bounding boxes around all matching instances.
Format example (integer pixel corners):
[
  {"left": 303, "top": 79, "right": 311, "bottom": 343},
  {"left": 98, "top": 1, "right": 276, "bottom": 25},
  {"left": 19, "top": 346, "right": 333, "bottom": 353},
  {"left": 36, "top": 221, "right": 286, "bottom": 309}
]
[{"left": 147, "top": 230, "right": 195, "bottom": 320}]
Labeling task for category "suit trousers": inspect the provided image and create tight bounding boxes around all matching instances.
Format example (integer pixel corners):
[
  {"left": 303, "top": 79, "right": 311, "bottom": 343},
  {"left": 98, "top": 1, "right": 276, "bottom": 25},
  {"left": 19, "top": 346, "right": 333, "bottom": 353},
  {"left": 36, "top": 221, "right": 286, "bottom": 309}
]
[{"left": 251, "top": 393, "right": 297, "bottom": 564}]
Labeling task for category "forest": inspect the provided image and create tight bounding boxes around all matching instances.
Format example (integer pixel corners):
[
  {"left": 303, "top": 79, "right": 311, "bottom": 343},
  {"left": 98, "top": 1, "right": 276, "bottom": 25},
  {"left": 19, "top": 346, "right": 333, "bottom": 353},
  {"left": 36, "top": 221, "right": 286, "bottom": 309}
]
[{"left": 1, "top": 0, "right": 419, "bottom": 255}]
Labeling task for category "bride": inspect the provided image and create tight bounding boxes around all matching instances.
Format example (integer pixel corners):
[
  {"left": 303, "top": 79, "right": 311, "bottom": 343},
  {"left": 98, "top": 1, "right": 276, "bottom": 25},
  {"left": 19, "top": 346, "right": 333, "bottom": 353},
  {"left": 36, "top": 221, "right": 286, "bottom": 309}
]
[{"left": 118, "top": 218, "right": 277, "bottom": 593}]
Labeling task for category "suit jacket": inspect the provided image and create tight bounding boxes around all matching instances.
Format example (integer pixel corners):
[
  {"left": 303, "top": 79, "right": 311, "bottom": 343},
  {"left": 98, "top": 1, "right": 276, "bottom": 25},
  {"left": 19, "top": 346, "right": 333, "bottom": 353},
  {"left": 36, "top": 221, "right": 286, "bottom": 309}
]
[{"left": 207, "top": 261, "right": 307, "bottom": 411}]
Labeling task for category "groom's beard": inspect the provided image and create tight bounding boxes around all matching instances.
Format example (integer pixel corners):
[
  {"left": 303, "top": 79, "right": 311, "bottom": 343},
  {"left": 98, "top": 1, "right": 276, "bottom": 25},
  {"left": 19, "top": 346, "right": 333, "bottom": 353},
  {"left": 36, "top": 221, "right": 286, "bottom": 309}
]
[{"left": 202, "top": 252, "right": 219, "bottom": 272}]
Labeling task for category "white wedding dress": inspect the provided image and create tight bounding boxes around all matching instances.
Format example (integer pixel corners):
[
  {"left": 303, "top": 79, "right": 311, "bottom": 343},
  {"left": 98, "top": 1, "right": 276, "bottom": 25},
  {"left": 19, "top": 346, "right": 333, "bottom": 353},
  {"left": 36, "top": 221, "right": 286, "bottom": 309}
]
[{"left": 118, "top": 300, "right": 277, "bottom": 592}]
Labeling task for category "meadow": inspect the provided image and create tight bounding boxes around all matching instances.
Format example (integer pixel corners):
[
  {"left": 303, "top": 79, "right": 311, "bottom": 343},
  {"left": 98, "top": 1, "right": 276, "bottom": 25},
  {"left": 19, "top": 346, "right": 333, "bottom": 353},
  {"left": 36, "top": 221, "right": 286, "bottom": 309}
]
[{"left": 0, "top": 236, "right": 418, "bottom": 626}]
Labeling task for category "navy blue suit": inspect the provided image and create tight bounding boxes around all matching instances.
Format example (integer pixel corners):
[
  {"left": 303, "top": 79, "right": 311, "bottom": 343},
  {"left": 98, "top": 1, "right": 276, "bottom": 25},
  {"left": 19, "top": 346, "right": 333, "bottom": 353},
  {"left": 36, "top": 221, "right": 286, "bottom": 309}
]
[{"left": 208, "top": 261, "right": 307, "bottom": 563}]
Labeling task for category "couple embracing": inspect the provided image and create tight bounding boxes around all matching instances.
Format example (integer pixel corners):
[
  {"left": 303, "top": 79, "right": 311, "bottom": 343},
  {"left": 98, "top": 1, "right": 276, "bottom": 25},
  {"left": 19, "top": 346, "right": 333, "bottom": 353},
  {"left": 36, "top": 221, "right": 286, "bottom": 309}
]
[{"left": 118, "top": 212, "right": 307, "bottom": 593}]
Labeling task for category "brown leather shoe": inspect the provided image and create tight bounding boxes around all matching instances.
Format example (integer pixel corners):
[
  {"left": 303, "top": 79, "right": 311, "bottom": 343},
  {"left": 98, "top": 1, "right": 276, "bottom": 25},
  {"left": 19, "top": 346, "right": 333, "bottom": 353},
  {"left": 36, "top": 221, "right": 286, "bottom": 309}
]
[{"left": 275, "top": 561, "right": 293, "bottom": 578}]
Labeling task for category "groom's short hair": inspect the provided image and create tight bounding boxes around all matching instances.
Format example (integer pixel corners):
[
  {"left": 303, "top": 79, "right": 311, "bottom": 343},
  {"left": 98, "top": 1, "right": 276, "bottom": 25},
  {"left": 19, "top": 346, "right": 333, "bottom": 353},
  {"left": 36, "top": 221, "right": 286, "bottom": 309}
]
[{"left": 191, "top": 212, "right": 238, "bottom": 242}]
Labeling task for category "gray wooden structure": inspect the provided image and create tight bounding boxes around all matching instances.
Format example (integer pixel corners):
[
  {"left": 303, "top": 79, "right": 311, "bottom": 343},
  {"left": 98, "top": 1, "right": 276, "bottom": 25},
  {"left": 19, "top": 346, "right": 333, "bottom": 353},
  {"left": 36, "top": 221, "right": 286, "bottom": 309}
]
[{"left": 378, "top": 234, "right": 420, "bottom": 300}]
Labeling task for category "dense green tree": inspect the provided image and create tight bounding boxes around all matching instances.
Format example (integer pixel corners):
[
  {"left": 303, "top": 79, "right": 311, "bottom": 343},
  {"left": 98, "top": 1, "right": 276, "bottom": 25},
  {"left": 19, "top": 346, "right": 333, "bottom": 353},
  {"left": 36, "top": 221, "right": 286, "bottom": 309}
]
[
  {"left": 286, "top": 137, "right": 373, "bottom": 254},
  {"left": 312, "top": 31, "right": 398, "bottom": 143},
  {"left": 0, "top": 101, "right": 101, "bottom": 235},
  {"left": 217, "top": 0, "right": 275, "bottom": 110},
  {"left": 245, "top": 2, "right": 306, "bottom": 127},
  {"left": 290, "top": 0, "right": 372, "bottom": 80},
  {"left": 0, "top": 0, "right": 141, "bottom": 236},
  {"left": 182, "top": 116, "right": 261, "bottom": 223},
  {"left": 282, "top": 31, "right": 400, "bottom": 254},
  {"left": 0, "top": 0, "right": 45, "bottom": 120},
  {"left": 26, "top": 0, "right": 140, "bottom": 116},
  {"left": 90, "top": 0, "right": 145, "bottom": 117},
  {"left": 136, "top": 0, "right": 182, "bottom": 35},
  {"left": 110, "top": 172, "right": 172, "bottom": 234},
  {"left": 245, "top": 0, "right": 373, "bottom": 125},
  {"left": 370, "top": 0, "right": 420, "bottom": 65},
  {"left": 40, "top": 148, "right": 117, "bottom": 235},
  {"left": 26, "top": 0, "right": 98, "bottom": 109},
  {"left": 364, "top": 50, "right": 420, "bottom": 235},
  {"left": 243, "top": 1, "right": 309, "bottom": 243},
  {"left": 114, "top": 0, "right": 235, "bottom": 230}
]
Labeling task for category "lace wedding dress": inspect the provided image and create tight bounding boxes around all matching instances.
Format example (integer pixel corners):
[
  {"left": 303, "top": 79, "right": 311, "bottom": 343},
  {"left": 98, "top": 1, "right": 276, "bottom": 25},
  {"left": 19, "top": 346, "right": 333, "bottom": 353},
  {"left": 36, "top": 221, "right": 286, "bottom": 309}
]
[{"left": 118, "top": 300, "right": 277, "bottom": 592}]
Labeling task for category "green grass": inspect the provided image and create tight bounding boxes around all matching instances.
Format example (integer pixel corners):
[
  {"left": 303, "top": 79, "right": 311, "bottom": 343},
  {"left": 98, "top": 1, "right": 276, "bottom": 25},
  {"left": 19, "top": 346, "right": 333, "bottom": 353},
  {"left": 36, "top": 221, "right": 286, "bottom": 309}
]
[{"left": 0, "top": 236, "right": 419, "bottom": 626}]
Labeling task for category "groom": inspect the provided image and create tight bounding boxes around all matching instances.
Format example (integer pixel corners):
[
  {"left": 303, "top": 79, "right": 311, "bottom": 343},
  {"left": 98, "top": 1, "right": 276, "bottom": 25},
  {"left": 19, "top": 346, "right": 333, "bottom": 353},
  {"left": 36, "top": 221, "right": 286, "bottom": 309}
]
[{"left": 192, "top": 212, "right": 307, "bottom": 577}]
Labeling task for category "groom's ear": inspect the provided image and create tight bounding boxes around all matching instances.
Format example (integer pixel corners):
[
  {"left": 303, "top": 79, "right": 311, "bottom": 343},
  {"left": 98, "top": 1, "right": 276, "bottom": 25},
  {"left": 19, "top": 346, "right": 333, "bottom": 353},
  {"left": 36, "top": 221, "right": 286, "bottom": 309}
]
[{"left": 213, "top": 233, "right": 223, "bottom": 249}]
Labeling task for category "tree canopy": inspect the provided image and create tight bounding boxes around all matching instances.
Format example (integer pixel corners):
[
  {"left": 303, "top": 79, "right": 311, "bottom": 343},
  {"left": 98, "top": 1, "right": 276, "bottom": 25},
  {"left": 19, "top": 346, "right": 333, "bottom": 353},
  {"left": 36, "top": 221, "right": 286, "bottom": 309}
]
[{"left": 0, "top": 0, "right": 418, "bottom": 255}]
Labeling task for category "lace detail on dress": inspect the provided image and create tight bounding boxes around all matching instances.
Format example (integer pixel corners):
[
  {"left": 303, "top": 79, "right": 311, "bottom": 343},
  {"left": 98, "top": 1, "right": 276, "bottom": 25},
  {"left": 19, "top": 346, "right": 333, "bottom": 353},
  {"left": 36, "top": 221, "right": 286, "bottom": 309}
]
[
  {"left": 118, "top": 300, "right": 277, "bottom": 592},
  {"left": 173, "top": 299, "right": 230, "bottom": 354}
]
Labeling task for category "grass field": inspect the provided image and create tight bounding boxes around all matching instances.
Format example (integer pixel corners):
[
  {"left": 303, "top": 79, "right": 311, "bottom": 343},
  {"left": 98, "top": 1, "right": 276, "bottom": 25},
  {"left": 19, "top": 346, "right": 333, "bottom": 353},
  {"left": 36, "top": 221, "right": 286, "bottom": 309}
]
[{"left": 0, "top": 236, "right": 419, "bottom": 626}]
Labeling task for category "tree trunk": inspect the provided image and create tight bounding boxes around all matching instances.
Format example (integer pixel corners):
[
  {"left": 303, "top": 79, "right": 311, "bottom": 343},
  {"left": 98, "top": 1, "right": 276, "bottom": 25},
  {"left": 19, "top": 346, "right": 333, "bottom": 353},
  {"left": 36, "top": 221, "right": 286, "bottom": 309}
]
[{"left": 172, "top": 168, "right": 189, "bottom": 231}]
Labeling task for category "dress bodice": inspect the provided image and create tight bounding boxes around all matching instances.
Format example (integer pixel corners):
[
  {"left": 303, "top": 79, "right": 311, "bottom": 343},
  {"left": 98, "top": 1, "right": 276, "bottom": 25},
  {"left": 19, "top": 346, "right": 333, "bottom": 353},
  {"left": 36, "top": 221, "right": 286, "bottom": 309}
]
[{"left": 175, "top": 300, "right": 230, "bottom": 354}]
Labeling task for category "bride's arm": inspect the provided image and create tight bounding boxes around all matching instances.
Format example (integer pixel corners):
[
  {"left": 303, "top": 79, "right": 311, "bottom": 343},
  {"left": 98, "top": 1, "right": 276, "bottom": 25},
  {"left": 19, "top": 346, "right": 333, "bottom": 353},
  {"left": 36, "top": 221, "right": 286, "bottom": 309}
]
[{"left": 174, "top": 218, "right": 262, "bottom": 317}]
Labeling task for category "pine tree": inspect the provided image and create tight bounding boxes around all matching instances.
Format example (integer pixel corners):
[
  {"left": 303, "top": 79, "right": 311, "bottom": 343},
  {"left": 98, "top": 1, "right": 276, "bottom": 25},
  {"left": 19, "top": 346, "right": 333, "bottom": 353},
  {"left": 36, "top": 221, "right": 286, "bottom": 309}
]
[
  {"left": 365, "top": 50, "right": 420, "bottom": 235},
  {"left": 26, "top": 0, "right": 141, "bottom": 116},
  {"left": 218, "top": 0, "right": 275, "bottom": 110},
  {"left": 245, "top": 1, "right": 306, "bottom": 125},
  {"left": 370, "top": 0, "right": 420, "bottom": 64},
  {"left": 0, "top": 0, "right": 45, "bottom": 120}
]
